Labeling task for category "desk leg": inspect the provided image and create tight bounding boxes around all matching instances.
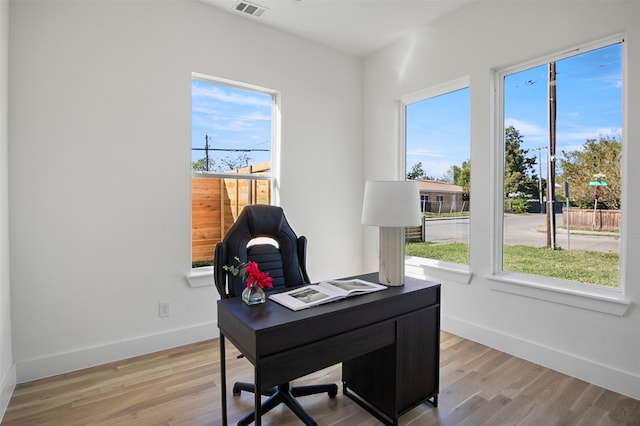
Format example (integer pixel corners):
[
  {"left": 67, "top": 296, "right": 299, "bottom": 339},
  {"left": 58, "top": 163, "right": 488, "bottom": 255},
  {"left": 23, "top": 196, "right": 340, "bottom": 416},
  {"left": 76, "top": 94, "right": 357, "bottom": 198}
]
[
  {"left": 220, "top": 333, "right": 227, "bottom": 426},
  {"left": 254, "top": 367, "right": 262, "bottom": 426}
]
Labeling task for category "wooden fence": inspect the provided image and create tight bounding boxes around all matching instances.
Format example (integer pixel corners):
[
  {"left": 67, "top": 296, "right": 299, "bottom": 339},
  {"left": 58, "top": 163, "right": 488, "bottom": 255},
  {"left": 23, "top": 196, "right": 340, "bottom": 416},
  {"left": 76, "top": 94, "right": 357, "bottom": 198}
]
[
  {"left": 192, "top": 163, "right": 271, "bottom": 263},
  {"left": 406, "top": 226, "right": 424, "bottom": 242},
  {"left": 562, "top": 209, "right": 620, "bottom": 231}
]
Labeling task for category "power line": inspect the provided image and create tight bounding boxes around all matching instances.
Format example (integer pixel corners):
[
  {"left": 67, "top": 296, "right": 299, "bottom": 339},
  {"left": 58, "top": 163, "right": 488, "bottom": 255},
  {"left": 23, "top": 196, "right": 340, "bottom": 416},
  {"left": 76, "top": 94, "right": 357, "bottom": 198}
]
[
  {"left": 191, "top": 134, "right": 270, "bottom": 152},
  {"left": 192, "top": 147, "right": 270, "bottom": 152},
  {"left": 192, "top": 134, "right": 269, "bottom": 171}
]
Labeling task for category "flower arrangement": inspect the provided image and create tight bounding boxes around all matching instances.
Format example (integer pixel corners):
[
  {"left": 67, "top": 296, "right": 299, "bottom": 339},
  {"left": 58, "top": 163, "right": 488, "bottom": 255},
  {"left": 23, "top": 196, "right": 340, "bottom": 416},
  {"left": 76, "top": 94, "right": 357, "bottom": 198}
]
[{"left": 223, "top": 257, "right": 273, "bottom": 290}]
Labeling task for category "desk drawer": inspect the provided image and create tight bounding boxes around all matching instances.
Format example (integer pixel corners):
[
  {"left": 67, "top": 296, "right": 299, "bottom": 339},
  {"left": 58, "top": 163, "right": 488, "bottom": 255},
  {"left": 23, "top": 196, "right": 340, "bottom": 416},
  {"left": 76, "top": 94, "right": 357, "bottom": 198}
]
[{"left": 259, "top": 319, "right": 395, "bottom": 389}]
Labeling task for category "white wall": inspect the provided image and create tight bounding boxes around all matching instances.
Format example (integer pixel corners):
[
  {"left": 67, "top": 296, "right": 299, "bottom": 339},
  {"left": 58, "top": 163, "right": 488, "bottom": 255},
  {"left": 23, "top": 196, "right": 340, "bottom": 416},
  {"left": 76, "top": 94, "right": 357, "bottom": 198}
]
[
  {"left": 8, "top": 0, "right": 363, "bottom": 382},
  {"left": 363, "top": 1, "right": 640, "bottom": 399},
  {"left": 1, "top": 0, "right": 16, "bottom": 419}
]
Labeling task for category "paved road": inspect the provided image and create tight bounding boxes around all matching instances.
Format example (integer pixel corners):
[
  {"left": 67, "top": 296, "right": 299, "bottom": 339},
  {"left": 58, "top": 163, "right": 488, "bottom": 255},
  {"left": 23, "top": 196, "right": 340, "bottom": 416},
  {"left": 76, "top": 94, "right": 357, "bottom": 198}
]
[{"left": 425, "top": 213, "right": 620, "bottom": 254}]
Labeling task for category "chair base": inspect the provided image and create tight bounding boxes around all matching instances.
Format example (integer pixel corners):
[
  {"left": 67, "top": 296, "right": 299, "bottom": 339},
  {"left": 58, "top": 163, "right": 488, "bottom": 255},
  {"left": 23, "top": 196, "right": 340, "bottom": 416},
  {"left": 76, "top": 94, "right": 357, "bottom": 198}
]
[{"left": 234, "top": 381, "right": 338, "bottom": 426}]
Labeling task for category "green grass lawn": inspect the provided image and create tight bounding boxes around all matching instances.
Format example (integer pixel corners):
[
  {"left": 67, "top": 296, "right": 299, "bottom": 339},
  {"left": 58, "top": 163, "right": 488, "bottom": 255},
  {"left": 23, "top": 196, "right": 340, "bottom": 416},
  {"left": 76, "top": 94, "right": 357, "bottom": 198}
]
[
  {"left": 406, "top": 242, "right": 619, "bottom": 287},
  {"left": 406, "top": 242, "right": 470, "bottom": 265}
]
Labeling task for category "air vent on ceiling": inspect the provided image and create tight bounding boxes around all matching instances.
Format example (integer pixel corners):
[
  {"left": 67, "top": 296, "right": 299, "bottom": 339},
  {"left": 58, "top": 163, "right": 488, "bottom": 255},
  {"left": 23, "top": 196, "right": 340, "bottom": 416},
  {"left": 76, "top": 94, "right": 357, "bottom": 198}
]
[{"left": 234, "top": 1, "right": 268, "bottom": 18}]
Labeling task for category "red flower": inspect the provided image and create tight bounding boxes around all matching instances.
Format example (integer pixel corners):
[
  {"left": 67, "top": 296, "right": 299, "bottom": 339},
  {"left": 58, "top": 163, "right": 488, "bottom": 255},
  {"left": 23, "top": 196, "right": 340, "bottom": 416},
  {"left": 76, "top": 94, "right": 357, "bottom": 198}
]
[{"left": 245, "top": 261, "right": 273, "bottom": 289}]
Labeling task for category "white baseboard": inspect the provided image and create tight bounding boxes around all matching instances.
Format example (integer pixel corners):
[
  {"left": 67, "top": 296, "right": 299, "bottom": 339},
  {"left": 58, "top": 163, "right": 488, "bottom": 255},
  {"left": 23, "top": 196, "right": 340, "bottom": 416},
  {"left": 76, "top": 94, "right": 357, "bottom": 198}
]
[
  {"left": 16, "top": 322, "right": 219, "bottom": 384},
  {"left": 443, "top": 315, "right": 640, "bottom": 400},
  {"left": 0, "top": 364, "right": 16, "bottom": 423},
  {"left": 13, "top": 316, "right": 640, "bottom": 403}
]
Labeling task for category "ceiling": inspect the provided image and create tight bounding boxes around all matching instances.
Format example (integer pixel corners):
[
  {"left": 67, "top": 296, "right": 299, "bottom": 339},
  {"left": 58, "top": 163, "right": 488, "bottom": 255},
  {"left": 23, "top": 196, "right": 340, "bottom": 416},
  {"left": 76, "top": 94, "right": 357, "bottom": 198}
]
[{"left": 200, "top": 0, "right": 477, "bottom": 57}]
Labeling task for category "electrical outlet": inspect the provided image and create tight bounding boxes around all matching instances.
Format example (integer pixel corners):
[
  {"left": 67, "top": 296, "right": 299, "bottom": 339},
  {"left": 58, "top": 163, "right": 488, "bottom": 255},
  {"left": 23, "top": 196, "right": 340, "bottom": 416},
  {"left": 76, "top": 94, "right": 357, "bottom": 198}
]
[{"left": 159, "top": 302, "right": 171, "bottom": 318}]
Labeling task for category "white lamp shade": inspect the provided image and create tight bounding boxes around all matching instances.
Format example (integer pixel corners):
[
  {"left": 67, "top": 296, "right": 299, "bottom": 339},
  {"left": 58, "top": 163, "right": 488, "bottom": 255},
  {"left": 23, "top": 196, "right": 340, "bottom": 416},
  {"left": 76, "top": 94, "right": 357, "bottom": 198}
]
[{"left": 361, "top": 180, "right": 422, "bottom": 227}]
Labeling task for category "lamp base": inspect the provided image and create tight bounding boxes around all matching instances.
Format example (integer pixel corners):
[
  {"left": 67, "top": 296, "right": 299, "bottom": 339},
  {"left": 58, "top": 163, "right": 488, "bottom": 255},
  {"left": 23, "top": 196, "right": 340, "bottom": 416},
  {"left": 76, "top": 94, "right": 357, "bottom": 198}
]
[{"left": 378, "top": 227, "right": 405, "bottom": 286}]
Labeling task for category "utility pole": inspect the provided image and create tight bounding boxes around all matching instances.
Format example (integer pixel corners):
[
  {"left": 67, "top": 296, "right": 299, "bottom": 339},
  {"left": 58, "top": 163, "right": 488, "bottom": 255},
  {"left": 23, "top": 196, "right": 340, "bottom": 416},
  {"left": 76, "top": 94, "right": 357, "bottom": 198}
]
[
  {"left": 533, "top": 146, "right": 547, "bottom": 212},
  {"left": 204, "top": 134, "right": 211, "bottom": 171},
  {"left": 547, "top": 62, "right": 557, "bottom": 249}
]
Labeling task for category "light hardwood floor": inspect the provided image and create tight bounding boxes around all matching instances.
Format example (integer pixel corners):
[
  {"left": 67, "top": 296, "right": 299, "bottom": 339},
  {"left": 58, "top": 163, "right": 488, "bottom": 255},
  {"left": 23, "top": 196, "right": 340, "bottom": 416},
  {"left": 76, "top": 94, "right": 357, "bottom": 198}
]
[{"left": 2, "top": 332, "right": 639, "bottom": 425}]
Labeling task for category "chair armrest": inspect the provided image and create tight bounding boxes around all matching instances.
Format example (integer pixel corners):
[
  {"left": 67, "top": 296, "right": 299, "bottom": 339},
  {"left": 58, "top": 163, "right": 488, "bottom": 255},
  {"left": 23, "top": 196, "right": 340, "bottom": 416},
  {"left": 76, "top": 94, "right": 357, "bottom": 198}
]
[
  {"left": 214, "top": 242, "right": 230, "bottom": 298},
  {"left": 297, "top": 236, "right": 311, "bottom": 284}
]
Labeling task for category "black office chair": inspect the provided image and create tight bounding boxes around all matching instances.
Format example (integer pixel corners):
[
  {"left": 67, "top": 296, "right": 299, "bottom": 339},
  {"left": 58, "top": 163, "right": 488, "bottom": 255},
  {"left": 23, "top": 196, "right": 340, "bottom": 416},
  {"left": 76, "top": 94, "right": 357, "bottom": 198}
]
[{"left": 214, "top": 204, "right": 338, "bottom": 426}]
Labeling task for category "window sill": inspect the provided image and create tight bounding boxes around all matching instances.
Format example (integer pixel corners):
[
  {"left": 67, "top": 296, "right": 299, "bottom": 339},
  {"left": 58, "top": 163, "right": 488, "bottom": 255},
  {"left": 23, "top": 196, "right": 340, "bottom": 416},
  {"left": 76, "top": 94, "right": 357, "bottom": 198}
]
[
  {"left": 187, "top": 267, "right": 213, "bottom": 288},
  {"left": 487, "top": 272, "right": 629, "bottom": 316},
  {"left": 406, "top": 256, "right": 473, "bottom": 284}
]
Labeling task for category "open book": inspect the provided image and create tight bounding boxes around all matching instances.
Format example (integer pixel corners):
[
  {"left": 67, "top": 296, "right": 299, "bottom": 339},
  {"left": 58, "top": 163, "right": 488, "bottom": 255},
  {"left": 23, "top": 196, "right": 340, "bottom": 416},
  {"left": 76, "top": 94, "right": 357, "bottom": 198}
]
[{"left": 268, "top": 279, "right": 386, "bottom": 311}]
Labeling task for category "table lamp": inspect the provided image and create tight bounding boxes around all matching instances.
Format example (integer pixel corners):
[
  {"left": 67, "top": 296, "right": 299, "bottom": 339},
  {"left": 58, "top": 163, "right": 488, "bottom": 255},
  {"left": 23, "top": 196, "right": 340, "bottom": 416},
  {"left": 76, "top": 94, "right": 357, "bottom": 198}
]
[{"left": 361, "top": 180, "right": 422, "bottom": 286}]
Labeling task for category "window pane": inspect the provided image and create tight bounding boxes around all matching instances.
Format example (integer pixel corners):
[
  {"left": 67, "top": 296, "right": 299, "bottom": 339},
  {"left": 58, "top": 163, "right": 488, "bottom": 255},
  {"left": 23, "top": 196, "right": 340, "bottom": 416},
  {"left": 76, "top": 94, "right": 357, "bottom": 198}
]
[
  {"left": 502, "top": 43, "right": 622, "bottom": 287},
  {"left": 405, "top": 87, "right": 471, "bottom": 265},
  {"left": 191, "top": 78, "right": 274, "bottom": 268},
  {"left": 191, "top": 79, "right": 272, "bottom": 172}
]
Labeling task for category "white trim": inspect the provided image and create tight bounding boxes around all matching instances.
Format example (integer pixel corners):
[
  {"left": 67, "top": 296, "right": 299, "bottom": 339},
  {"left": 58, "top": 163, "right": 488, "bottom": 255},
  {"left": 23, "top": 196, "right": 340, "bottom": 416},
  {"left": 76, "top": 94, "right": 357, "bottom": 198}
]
[
  {"left": 15, "top": 322, "right": 218, "bottom": 384},
  {"left": 487, "top": 272, "right": 629, "bottom": 316},
  {"left": 491, "top": 66, "right": 504, "bottom": 275},
  {"left": 187, "top": 266, "right": 214, "bottom": 287},
  {"left": 0, "top": 364, "right": 16, "bottom": 423},
  {"left": 399, "top": 76, "right": 470, "bottom": 105},
  {"left": 406, "top": 255, "right": 472, "bottom": 284},
  {"left": 191, "top": 170, "right": 272, "bottom": 180},
  {"left": 396, "top": 98, "right": 407, "bottom": 180},
  {"left": 618, "top": 36, "right": 629, "bottom": 295},
  {"left": 192, "top": 72, "right": 279, "bottom": 96},
  {"left": 443, "top": 315, "right": 640, "bottom": 400},
  {"left": 497, "top": 34, "right": 625, "bottom": 79},
  {"left": 271, "top": 89, "right": 281, "bottom": 206}
]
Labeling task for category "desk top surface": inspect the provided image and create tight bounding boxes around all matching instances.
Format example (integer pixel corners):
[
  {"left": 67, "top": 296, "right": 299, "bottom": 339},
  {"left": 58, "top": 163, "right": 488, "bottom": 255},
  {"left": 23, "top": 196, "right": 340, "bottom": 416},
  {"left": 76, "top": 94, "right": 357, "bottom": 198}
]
[
  {"left": 219, "top": 273, "right": 437, "bottom": 328},
  {"left": 217, "top": 273, "right": 440, "bottom": 359}
]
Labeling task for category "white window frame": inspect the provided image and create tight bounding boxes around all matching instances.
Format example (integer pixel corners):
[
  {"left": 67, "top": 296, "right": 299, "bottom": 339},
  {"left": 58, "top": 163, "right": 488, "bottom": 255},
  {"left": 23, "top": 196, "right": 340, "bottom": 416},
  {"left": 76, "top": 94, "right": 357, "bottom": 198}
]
[
  {"left": 399, "top": 76, "right": 473, "bottom": 285},
  {"left": 187, "top": 73, "right": 281, "bottom": 288},
  {"left": 489, "top": 35, "right": 629, "bottom": 316}
]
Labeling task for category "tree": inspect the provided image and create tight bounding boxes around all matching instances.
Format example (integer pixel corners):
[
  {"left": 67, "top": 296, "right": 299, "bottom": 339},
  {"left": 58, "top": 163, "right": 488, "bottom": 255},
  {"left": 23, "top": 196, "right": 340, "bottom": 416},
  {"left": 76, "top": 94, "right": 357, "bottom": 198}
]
[
  {"left": 440, "top": 168, "right": 454, "bottom": 184},
  {"left": 559, "top": 136, "right": 621, "bottom": 209},
  {"left": 451, "top": 160, "right": 471, "bottom": 200},
  {"left": 192, "top": 157, "right": 215, "bottom": 171},
  {"left": 407, "top": 162, "right": 426, "bottom": 180},
  {"left": 504, "top": 126, "right": 538, "bottom": 198},
  {"left": 220, "top": 153, "right": 252, "bottom": 171},
  {"left": 192, "top": 153, "right": 253, "bottom": 172}
]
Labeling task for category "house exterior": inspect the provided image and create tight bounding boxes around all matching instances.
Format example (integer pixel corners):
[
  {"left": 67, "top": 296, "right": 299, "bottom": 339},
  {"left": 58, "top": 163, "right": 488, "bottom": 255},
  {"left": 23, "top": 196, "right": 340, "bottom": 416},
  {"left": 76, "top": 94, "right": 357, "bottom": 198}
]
[{"left": 414, "top": 180, "right": 467, "bottom": 214}]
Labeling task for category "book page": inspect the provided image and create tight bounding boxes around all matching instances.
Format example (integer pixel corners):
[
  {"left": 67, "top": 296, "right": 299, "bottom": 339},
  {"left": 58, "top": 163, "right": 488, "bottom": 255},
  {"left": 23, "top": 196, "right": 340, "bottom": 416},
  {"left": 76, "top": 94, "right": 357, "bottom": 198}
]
[
  {"left": 269, "top": 279, "right": 386, "bottom": 311},
  {"left": 269, "top": 285, "right": 343, "bottom": 311},
  {"left": 319, "top": 279, "right": 386, "bottom": 295}
]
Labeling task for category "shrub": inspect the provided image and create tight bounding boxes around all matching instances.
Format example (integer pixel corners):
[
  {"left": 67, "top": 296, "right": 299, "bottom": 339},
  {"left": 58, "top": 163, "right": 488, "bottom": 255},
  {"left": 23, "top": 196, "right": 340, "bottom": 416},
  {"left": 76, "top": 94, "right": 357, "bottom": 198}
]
[{"left": 507, "top": 197, "right": 528, "bottom": 214}]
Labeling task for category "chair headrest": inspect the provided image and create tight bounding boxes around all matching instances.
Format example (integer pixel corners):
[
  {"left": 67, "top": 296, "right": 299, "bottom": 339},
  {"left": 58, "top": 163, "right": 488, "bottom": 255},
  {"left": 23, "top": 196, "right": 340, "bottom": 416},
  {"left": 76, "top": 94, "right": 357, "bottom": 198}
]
[{"left": 247, "top": 205, "right": 284, "bottom": 236}]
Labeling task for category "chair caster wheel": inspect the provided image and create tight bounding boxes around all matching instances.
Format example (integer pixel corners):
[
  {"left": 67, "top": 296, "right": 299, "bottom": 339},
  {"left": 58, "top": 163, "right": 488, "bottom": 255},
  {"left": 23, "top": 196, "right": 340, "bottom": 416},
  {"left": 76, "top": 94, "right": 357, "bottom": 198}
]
[{"left": 232, "top": 385, "right": 242, "bottom": 396}]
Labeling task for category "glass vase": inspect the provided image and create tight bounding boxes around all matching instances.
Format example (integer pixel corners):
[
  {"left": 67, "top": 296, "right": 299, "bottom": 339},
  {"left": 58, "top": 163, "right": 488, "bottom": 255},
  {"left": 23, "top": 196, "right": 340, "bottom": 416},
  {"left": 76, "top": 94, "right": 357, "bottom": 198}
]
[{"left": 242, "top": 282, "right": 266, "bottom": 305}]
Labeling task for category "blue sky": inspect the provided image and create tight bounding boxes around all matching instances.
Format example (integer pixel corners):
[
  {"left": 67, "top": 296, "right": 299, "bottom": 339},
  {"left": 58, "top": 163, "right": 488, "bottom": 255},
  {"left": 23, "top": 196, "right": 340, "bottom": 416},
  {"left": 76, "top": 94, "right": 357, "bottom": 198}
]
[
  {"left": 406, "top": 42, "right": 622, "bottom": 180},
  {"left": 406, "top": 87, "right": 470, "bottom": 179},
  {"left": 504, "top": 43, "right": 622, "bottom": 177},
  {"left": 191, "top": 79, "right": 272, "bottom": 169},
  {"left": 192, "top": 42, "right": 622, "bottom": 179}
]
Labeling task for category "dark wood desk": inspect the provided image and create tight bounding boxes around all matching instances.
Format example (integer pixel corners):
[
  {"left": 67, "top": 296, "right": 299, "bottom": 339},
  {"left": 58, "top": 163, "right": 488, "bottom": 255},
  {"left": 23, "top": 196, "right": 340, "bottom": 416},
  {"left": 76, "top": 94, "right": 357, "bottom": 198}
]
[{"left": 218, "top": 273, "right": 440, "bottom": 425}]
